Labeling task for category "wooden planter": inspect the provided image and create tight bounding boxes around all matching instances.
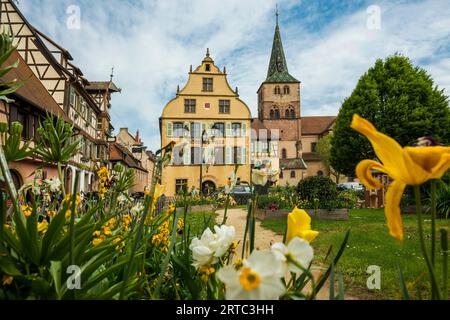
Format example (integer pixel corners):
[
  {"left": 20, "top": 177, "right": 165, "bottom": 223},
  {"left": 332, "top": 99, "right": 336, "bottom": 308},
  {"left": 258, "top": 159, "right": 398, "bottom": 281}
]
[{"left": 256, "top": 208, "right": 349, "bottom": 221}]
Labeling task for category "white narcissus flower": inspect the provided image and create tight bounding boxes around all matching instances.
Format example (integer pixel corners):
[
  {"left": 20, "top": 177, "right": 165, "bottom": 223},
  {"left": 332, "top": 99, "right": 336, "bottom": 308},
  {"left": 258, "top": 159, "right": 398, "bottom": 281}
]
[
  {"left": 217, "top": 251, "right": 285, "bottom": 300},
  {"left": 45, "top": 178, "right": 61, "bottom": 193},
  {"left": 117, "top": 194, "right": 128, "bottom": 204},
  {"left": 130, "top": 203, "right": 144, "bottom": 215},
  {"left": 252, "top": 161, "right": 279, "bottom": 186},
  {"left": 271, "top": 237, "right": 314, "bottom": 274},
  {"left": 189, "top": 225, "right": 235, "bottom": 269}
]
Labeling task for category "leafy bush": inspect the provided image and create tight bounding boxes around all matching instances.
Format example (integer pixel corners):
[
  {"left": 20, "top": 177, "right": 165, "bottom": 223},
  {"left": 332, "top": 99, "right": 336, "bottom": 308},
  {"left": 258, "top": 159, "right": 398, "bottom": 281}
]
[{"left": 297, "top": 176, "right": 338, "bottom": 207}]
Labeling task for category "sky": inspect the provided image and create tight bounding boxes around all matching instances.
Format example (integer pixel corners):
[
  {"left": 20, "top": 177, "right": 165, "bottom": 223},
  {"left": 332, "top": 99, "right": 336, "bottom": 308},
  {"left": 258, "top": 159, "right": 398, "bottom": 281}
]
[{"left": 17, "top": 0, "right": 450, "bottom": 151}]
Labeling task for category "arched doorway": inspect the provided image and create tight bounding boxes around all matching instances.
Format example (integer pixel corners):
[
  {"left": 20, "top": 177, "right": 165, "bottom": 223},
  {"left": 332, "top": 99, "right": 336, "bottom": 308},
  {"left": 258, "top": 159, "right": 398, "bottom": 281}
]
[{"left": 202, "top": 181, "right": 216, "bottom": 196}]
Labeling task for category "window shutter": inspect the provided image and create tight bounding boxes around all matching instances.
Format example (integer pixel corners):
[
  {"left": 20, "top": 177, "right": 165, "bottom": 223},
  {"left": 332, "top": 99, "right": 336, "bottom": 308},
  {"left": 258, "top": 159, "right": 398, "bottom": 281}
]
[
  {"left": 225, "top": 123, "right": 232, "bottom": 137},
  {"left": 250, "top": 142, "right": 255, "bottom": 153},
  {"left": 225, "top": 146, "right": 232, "bottom": 164},
  {"left": 242, "top": 123, "right": 247, "bottom": 137},
  {"left": 166, "top": 122, "right": 173, "bottom": 137},
  {"left": 241, "top": 147, "right": 247, "bottom": 165}
]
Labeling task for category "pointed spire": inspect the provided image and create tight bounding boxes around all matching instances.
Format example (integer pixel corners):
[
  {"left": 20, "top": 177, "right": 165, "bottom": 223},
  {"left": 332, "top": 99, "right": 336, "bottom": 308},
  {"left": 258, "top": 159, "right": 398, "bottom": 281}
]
[
  {"left": 110, "top": 66, "right": 114, "bottom": 82},
  {"left": 206, "top": 48, "right": 210, "bottom": 57},
  {"left": 177, "top": 85, "right": 180, "bottom": 93},
  {"left": 190, "top": 64, "right": 193, "bottom": 72},
  {"left": 265, "top": 7, "right": 299, "bottom": 83},
  {"left": 276, "top": 4, "right": 279, "bottom": 26},
  {"left": 235, "top": 87, "right": 239, "bottom": 95}
]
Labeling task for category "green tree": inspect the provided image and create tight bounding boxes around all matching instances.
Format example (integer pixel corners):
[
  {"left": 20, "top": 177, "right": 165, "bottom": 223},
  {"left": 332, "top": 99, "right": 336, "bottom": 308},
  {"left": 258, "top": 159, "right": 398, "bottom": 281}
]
[{"left": 330, "top": 55, "right": 450, "bottom": 176}]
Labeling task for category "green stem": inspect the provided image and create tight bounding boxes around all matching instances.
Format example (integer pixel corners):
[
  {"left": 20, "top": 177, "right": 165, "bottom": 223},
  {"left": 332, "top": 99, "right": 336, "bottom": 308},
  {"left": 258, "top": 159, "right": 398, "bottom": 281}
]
[
  {"left": 221, "top": 194, "right": 230, "bottom": 225},
  {"left": 57, "top": 162, "right": 66, "bottom": 196},
  {"left": 430, "top": 181, "right": 437, "bottom": 267},
  {"left": 414, "top": 186, "right": 441, "bottom": 300}
]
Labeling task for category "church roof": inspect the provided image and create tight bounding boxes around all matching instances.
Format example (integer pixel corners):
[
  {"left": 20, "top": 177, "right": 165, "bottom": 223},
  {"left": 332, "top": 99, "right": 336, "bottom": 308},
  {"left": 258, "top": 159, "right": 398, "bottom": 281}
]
[
  {"left": 301, "top": 116, "right": 336, "bottom": 135},
  {"left": 265, "top": 12, "right": 299, "bottom": 84}
]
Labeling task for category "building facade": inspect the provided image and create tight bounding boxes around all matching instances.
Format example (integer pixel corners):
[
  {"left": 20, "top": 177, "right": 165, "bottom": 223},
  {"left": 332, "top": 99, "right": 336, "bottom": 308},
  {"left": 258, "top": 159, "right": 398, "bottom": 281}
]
[
  {"left": 160, "top": 50, "right": 252, "bottom": 196},
  {"left": 253, "top": 13, "right": 335, "bottom": 186},
  {"left": 0, "top": 0, "right": 119, "bottom": 193},
  {"left": 116, "top": 128, "right": 156, "bottom": 192}
]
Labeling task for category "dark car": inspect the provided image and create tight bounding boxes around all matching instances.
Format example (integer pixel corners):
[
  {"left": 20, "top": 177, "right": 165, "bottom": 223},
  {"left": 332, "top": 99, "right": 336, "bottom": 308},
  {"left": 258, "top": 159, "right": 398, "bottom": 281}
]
[{"left": 230, "top": 185, "right": 253, "bottom": 205}]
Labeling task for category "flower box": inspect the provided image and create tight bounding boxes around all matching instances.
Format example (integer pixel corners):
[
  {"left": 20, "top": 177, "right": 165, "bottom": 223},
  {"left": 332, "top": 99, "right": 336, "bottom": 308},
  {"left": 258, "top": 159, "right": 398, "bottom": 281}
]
[{"left": 256, "top": 208, "right": 349, "bottom": 221}]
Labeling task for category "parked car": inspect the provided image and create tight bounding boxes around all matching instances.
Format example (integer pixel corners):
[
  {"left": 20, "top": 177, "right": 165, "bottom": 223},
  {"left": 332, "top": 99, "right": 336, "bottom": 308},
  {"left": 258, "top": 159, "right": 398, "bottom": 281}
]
[
  {"left": 338, "top": 182, "right": 365, "bottom": 191},
  {"left": 230, "top": 185, "right": 253, "bottom": 205}
]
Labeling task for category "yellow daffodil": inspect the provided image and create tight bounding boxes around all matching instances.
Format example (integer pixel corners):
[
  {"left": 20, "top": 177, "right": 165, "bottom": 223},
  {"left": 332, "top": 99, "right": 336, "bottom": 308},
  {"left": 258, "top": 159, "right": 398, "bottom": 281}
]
[
  {"left": 37, "top": 220, "right": 49, "bottom": 234},
  {"left": 153, "top": 183, "right": 165, "bottom": 200},
  {"left": 286, "top": 207, "right": 319, "bottom": 244},
  {"left": 21, "top": 205, "right": 32, "bottom": 218},
  {"left": 2, "top": 275, "right": 13, "bottom": 286},
  {"left": 92, "top": 237, "right": 105, "bottom": 247},
  {"left": 351, "top": 115, "right": 450, "bottom": 240}
]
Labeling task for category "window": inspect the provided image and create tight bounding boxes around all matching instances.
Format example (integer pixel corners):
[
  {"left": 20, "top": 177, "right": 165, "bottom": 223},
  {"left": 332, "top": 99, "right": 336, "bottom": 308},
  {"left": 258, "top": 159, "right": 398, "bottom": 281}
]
[
  {"left": 16, "top": 110, "right": 27, "bottom": 139},
  {"left": 270, "top": 108, "right": 280, "bottom": 120},
  {"left": 173, "top": 122, "right": 184, "bottom": 137},
  {"left": 311, "top": 142, "right": 318, "bottom": 153},
  {"left": 69, "top": 86, "right": 76, "bottom": 107},
  {"left": 190, "top": 122, "right": 201, "bottom": 138},
  {"left": 274, "top": 86, "right": 281, "bottom": 95},
  {"left": 219, "top": 100, "right": 230, "bottom": 114},
  {"left": 284, "top": 86, "right": 290, "bottom": 95},
  {"left": 282, "top": 148, "right": 287, "bottom": 159},
  {"left": 232, "top": 123, "right": 241, "bottom": 137},
  {"left": 213, "top": 122, "right": 225, "bottom": 137},
  {"left": 205, "top": 64, "right": 211, "bottom": 72},
  {"left": 184, "top": 99, "right": 196, "bottom": 113},
  {"left": 203, "top": 78, "right": 213, "bottom": 92},
  {"left": 285, "top": 107, "right": 295, "bottom": 119},
  {"left": 291, "top": 171, "right": 296, "bottom": 178},
  {"left": 175, "top": 179, "right": 188, "bottom": 195}
]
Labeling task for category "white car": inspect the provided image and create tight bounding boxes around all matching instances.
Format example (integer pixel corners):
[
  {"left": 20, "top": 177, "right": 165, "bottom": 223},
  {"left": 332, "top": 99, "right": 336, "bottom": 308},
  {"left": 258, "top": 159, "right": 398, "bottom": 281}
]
[{"left": 338, "top": 182, "right": 365, "bottom": 191}]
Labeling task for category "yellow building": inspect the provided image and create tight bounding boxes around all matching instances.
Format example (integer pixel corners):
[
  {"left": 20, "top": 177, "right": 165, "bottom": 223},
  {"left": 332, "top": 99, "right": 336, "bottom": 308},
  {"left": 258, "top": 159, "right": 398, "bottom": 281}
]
[{"left": 160, "top": 50, "right": 252, "bottom": 196}]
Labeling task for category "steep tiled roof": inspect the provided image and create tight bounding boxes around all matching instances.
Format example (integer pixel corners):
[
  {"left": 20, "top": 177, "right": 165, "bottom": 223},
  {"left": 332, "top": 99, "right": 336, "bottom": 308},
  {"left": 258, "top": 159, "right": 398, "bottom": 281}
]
[
  {"left": 109, "top": 143, "right": 146, "bottom": 171},
  {"left": 86, "top": 81, "right": 121, "bottom": 93},
  {"left": 280, "top": 158, "right": 308, "bottom": 170},
  {"left": 302, "top": 116, "right": 336, "bottom": 135},
  {"left": 1, "top": 51, "right": 70, "bottom": 121}
]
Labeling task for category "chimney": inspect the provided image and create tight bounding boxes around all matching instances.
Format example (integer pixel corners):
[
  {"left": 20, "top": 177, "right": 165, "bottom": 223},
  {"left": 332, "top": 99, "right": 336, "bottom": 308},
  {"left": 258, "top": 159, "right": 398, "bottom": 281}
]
[{"left": 136, "top": 129, "right": 140, "bottom": 144}]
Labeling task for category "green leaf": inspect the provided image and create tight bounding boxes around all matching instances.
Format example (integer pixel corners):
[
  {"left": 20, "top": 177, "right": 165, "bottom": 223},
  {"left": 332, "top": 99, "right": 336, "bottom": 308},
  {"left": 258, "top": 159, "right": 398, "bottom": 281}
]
[{"left": 50, "top": 261, "right": 62, "bottom": 299}]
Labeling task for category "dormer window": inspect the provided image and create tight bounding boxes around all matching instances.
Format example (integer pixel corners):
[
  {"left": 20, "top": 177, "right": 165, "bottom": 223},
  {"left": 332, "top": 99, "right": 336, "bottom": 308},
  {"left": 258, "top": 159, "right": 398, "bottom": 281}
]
[
  {"left": 203, "top": 78, "right": 213, "bottom": 92},
  {"left": 205, "top": 64, "right": 211, "bottom": 72}
]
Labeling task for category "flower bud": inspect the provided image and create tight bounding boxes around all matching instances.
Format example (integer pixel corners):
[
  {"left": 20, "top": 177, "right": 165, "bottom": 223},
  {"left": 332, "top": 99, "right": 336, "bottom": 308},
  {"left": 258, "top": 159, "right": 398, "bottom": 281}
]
[
  {"left": 10, "top": 122, "right": 23, "bottom": 135},
  {"left": 0, "top": 122, "right": 8, "bottom": 133},
  {"left": 114, "top": 163, "right": 124, "bottom": 173}
]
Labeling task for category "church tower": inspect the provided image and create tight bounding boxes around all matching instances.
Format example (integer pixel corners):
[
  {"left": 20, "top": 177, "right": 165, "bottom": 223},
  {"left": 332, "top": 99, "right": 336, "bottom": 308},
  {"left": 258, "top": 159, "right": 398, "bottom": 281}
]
[{"left": 256, "top": 9, "right": 306, "bottom": 184}]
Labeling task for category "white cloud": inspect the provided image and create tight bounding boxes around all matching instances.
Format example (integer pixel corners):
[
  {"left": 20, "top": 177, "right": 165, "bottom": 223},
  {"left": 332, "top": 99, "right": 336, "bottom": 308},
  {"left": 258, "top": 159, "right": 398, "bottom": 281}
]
[{"left": 17, "top": 0, "right": 450, "bottom": 151}]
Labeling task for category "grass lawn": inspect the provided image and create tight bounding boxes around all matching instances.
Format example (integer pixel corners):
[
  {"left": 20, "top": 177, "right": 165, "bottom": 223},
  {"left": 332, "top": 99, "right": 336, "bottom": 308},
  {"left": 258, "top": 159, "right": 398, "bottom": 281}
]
[
  {"left": 261, "top": 209, "right": 449, "bottom": 300},
  {"left": 185, "top": 211, "right": 217, "bottom": 237}
]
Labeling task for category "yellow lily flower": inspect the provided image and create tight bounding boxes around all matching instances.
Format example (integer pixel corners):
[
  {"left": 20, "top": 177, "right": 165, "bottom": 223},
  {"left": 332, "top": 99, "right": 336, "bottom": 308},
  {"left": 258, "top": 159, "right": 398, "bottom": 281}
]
[
  {"left": 37, "top": 220, "right": 49, "bottom": 234},
  {"left": 154, "top": 183, "right": 165, "bottom": 200},
  {"left": 351, "top": 114, "right": 450, "bottom": 240},
  {"left": 286, "top": 207, "right": 319, "bottom": 244}
]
